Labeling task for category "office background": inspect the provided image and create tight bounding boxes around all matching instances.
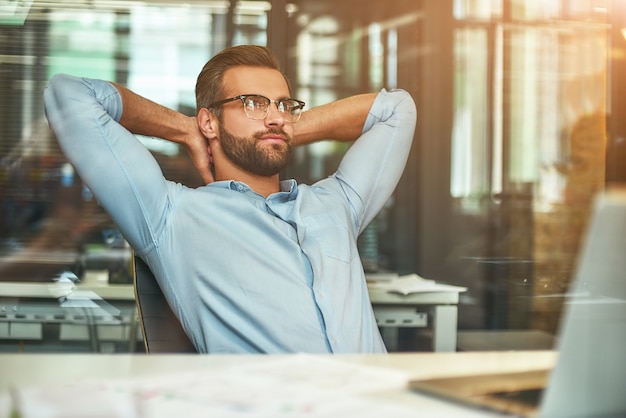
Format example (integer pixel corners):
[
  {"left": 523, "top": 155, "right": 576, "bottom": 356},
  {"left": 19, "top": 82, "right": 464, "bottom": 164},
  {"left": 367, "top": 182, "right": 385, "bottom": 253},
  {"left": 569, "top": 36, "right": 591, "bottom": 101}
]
[{"left": 0, "top": 0, "right": 625, "bottom": 352}]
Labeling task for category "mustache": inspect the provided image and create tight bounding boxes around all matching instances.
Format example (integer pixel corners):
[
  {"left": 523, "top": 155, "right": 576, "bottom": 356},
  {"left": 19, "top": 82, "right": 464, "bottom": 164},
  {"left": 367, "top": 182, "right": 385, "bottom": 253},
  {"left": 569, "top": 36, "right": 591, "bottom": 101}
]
[{"left": 253, "top": 128, "right": 290, "bottom": 141}]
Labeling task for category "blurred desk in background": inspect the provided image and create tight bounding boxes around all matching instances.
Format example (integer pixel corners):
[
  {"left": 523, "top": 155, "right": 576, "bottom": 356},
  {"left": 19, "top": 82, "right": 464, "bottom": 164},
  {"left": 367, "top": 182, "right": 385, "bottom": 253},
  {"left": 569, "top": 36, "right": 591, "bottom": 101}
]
[
  {"left": 1, "top": 270, "right": 463, "bottom": 353},
  {"left": 0, "top": 277, "right": 139, "bottom": 353},
  {"left": 367, "top": 274, "right": 465, "bottom": 352}
]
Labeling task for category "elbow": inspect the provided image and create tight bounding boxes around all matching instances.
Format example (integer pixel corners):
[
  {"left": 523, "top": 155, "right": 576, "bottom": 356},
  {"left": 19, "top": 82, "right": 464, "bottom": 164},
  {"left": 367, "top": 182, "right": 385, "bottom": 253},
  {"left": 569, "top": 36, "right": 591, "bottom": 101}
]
[
  {"left": 43, "top": 73, "right": 73, "bottom": 116},
  {"left": 43, "top": 74, "right": 90, "bottom": 140},
  {"left": 45, "top": 73, "right": 71, "bottom": 97},
  {"left": 388, "top": 90, "right": 417, "bottom": 138},
  {"left": 395, "top": 89, "right": 418, "bottom": 122}
]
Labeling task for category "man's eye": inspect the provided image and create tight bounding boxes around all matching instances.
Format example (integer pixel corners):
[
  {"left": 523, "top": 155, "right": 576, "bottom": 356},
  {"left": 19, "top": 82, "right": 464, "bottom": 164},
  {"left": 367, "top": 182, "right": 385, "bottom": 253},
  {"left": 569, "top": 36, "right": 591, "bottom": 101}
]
[
  {"left": 281, "top": 101, "right": 296, "bottom": 110},
  {"left": 246, "top": 99, "right": 264, "bottom": 108}
]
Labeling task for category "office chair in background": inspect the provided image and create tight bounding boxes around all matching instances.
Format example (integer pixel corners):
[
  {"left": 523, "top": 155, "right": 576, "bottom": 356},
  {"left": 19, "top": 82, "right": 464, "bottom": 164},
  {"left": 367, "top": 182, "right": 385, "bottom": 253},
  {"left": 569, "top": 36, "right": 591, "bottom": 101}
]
[{"left": 133, "top": 254, "right": 197, "bottom": 353}]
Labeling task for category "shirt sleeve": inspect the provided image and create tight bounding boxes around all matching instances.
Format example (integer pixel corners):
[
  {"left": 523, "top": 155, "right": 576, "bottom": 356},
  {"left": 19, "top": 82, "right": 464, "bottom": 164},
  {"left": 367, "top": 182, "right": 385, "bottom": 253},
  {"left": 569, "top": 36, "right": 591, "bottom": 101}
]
[
  {"left": 43, "top": 74, "right": 174, "bottom": 252},
  {"left": 333, "top": 89, "right": 417, "bottom": 233}
]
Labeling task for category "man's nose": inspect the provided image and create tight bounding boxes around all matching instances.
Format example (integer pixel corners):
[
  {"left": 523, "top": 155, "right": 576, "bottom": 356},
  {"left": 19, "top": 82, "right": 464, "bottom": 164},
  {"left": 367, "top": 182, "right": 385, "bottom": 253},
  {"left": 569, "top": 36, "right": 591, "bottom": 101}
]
[{"left": 264, "top": 102, "right": 286, "bottom": 125}]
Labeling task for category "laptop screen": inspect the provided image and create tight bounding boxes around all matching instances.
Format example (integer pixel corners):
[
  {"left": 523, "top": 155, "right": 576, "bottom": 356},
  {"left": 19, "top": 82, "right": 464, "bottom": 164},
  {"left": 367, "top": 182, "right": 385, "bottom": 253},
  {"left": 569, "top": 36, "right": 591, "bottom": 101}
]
[
  {"left": 410, "top": 188, "right": 626, "bottom": 418},
  {"left": 539, "top": 187, "right": 626, "bottom": 418}
]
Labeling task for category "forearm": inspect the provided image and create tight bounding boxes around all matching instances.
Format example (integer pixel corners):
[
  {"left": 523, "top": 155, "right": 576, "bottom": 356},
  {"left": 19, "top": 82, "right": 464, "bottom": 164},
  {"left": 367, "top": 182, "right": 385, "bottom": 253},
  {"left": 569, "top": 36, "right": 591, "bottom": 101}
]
[
  {"left": 112, "top": 82, "right": 197, "bottom": 146},
  {"left": 111, "top": 82, "right": 213, "bottom": 183},
  {"left": 293, "top": 93, "right": 377, "bottom": 146}
]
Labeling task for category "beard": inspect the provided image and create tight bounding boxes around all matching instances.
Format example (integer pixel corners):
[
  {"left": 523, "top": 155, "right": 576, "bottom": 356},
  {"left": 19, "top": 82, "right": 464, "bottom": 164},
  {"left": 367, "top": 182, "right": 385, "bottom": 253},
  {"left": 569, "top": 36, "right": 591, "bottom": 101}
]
[{"left": 219, "top": 124, "right": 293, "bottom": 177}]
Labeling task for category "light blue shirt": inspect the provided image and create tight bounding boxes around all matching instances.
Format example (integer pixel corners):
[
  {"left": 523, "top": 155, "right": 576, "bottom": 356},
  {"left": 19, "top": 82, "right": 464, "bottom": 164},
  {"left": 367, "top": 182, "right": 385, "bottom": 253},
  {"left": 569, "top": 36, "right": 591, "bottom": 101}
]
[{"left": 44, "top": 74, "right": 417, "bottom": 354}]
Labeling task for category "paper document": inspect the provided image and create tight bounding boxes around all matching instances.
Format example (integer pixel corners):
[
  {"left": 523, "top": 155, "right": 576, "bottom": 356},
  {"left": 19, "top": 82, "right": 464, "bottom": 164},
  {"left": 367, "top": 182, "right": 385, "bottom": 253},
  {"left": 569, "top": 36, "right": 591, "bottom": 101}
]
[
  {"left": 59, "top": 290, "right": 102, "bottom": 308},
  {"left": 368, "top": 274, "right": 467, "bottom": 295}
]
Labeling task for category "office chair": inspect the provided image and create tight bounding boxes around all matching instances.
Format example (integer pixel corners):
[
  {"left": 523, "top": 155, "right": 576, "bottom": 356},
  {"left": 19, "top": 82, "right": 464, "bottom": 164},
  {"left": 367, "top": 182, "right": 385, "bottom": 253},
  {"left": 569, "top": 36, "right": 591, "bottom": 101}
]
[{"left": 132, "top": 254, "right": 197, "bottom": 353}]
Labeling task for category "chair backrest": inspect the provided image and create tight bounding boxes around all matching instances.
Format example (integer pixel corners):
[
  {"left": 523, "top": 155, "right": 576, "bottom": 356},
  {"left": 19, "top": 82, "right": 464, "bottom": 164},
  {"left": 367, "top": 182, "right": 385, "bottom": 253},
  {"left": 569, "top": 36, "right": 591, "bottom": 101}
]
[{"left": 132, "top": 254, "right": 197, "bottom": 353}]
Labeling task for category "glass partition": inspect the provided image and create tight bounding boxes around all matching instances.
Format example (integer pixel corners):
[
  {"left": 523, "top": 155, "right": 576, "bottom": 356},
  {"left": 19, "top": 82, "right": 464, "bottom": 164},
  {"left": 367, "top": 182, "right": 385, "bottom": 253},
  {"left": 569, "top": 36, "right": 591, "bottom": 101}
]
[{"left": 0, "top": 0, "right": 624, "bottom": 353}]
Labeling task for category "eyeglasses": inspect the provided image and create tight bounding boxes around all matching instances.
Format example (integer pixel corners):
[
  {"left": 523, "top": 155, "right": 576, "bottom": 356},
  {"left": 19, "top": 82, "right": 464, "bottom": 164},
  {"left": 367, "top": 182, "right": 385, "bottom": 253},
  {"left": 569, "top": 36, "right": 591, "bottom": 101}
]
[{"left": 209, "top": 94, "right": 305, "bottom": 123}]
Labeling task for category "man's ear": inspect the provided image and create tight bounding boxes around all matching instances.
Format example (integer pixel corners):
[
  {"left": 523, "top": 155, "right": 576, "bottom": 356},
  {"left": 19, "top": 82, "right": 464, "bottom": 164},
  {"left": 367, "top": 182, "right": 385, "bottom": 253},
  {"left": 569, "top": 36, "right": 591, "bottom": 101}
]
[{"left": 197, "top": 108, "right": 218, "bottom": 140}]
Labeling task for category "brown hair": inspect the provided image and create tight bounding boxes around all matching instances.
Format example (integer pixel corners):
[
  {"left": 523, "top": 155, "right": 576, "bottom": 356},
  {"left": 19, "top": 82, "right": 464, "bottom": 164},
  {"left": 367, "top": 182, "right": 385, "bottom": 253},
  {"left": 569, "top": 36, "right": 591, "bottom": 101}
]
[{"left": 195, "top": 45, "right": 288, "bottom": 116}]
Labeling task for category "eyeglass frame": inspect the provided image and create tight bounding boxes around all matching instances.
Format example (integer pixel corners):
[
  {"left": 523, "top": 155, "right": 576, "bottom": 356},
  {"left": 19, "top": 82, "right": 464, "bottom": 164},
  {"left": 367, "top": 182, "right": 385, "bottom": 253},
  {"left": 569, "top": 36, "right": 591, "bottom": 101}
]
[{"left": 208, "top": 94, "right": 306, "bottom": 123}]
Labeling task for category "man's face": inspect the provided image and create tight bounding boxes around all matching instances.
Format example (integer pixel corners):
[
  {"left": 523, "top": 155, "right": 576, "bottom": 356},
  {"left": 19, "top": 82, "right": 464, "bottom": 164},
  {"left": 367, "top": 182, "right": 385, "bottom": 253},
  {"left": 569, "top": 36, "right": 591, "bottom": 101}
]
[{"left": 216, "top": 66, "right": 295, "bottom": 177}]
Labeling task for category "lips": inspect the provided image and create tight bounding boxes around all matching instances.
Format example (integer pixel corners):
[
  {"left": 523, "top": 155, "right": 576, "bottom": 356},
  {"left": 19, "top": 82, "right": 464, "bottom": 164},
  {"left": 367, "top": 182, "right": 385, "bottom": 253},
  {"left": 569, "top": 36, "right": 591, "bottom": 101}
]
[
  {"left": 259, "top": 136, "right": 286, "bottom": 144},
  {"left": 256, "top": 130, "right": 288, "bottom": 144}
]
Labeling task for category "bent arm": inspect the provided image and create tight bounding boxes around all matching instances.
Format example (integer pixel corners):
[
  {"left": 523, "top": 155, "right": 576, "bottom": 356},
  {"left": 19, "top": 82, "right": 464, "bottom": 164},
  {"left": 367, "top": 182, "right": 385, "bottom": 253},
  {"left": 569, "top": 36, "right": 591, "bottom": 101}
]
[
  {"left": 293, "top": 93, "right": 377, "bottom": 146},
  {"left": 313, "top": 90, "right": 417, "bottom": 232},
  {"left": 43, "top": 74, "right": 184, "bottom": 252}
]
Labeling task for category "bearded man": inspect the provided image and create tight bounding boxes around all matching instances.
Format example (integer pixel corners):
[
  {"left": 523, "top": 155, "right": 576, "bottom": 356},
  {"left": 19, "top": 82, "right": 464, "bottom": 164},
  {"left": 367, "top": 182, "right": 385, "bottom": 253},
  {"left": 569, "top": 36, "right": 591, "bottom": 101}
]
[{"left": 44, "top": 45, "right": 416, "bottom": 354}]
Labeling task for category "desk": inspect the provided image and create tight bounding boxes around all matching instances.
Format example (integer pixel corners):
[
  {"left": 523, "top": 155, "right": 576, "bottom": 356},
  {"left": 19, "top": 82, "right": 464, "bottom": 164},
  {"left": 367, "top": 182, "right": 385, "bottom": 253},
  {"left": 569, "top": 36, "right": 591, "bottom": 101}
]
[
  {"left": 0, "top": 351, "right": 557, "bottom": 417},
  {"left": 368, "top": 285, "right": 461, "bottom": 352},
  {"left": 0, "top": 280, "right": 139, "bottom": 353}
]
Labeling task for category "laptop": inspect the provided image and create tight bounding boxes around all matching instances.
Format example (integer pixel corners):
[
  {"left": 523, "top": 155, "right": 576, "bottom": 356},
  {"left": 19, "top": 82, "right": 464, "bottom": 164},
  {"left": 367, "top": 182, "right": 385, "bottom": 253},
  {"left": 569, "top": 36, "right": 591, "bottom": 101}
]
[{"left": 409, "top": 188, "right": 626, "bottom": 418}]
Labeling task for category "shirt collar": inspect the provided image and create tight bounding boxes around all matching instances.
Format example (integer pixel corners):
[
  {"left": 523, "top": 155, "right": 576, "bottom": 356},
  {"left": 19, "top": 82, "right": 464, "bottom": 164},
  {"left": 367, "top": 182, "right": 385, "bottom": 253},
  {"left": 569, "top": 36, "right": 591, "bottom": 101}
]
[
  {"left": 279, "top": 179, "right": 297, "bottom": 193},
  {"left": 208, "top": 179, "right": 298, "bottom": 200}
]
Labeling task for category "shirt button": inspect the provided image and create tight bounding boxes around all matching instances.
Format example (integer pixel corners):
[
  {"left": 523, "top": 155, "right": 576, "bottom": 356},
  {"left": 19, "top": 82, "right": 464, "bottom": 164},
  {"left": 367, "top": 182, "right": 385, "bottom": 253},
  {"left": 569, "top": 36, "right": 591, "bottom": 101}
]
[{"left": 318, "top": 291, "right": 325, "bottom": 298}]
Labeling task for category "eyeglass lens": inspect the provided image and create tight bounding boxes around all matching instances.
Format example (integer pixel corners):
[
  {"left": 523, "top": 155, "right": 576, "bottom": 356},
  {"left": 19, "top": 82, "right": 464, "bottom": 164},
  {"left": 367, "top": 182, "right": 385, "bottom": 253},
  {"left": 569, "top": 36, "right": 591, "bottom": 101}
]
[{"left": 242, "top": 95, "right": 303, "bottom": 122}]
